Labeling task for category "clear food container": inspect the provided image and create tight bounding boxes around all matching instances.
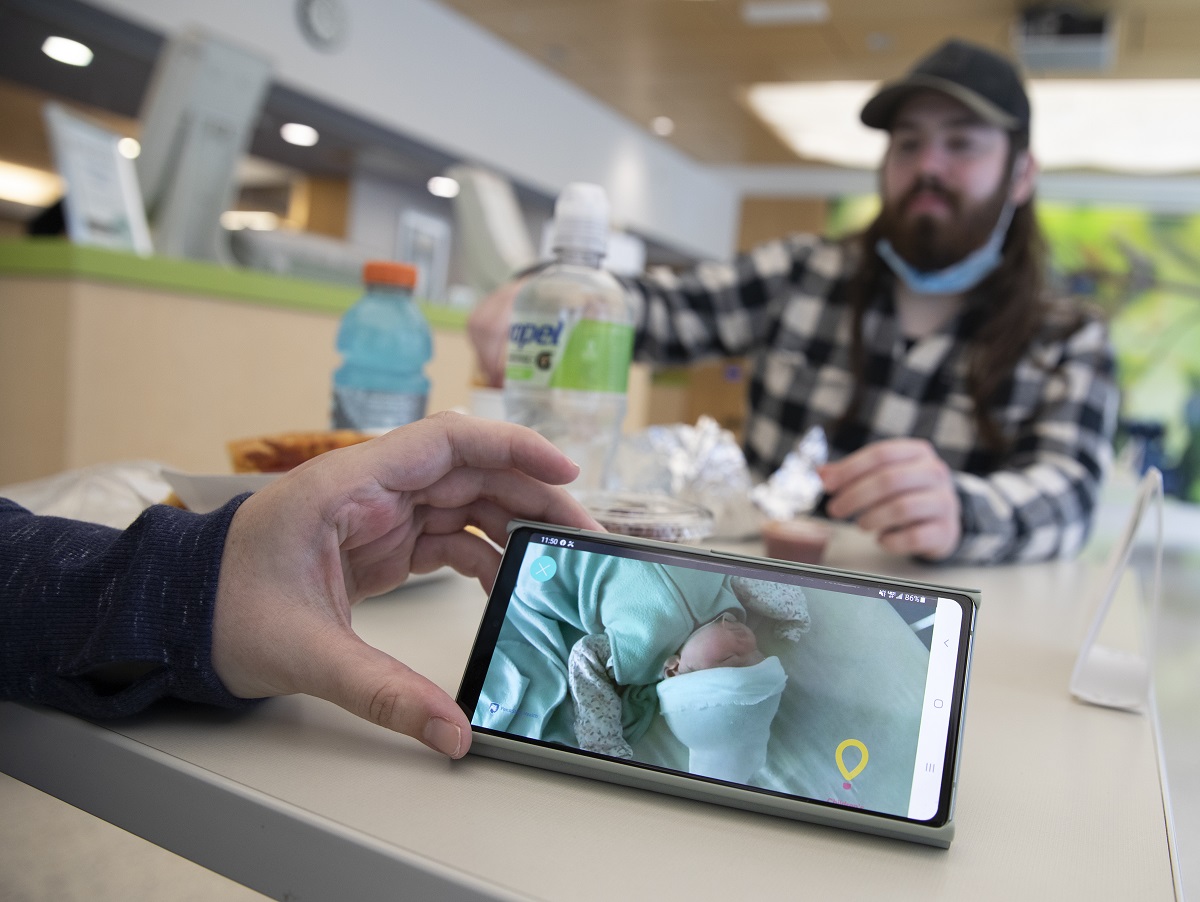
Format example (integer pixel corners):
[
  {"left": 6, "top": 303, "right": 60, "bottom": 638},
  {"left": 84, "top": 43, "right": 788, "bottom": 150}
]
[{"left": 581, "top": 492, "right": 715, "bottom": 544}]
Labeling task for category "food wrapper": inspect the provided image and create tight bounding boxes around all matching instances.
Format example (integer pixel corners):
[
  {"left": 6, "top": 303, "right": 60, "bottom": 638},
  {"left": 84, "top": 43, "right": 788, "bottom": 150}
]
[
  {"left": 749, "top": 426, "right": 828, "bottom": 522},
  {"left": 611, "top": 416, "right": 762, "bottom": 539}
]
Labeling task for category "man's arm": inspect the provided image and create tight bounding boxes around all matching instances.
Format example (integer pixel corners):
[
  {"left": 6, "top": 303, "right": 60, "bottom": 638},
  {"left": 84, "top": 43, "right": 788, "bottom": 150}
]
[
  {"left": 0, "top": 497, "right": 252, "bottom": 718},
  {"left": 467, "top": 234, "right": 828, "bottom": 385},
  {"left": 820, "top": 317, "right": 1120, "bottom": 564},
  {"left": 949, "top": 317, "right": 1120, "bottom": 564},
  {"left": 2, "top": 414, "right": 600, "bottom": 758},
  {"left": 628, "top": 235, "right": 827, "bottom": 365}
]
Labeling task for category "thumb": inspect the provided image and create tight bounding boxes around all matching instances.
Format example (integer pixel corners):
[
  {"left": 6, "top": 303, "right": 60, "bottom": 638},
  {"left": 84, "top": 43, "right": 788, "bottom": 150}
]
[{"left": 312, "top": 634, "right": 473, "bottom": 758}]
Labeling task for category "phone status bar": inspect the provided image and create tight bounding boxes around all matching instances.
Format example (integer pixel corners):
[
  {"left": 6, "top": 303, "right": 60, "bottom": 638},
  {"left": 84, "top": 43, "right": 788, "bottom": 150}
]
[
  {"left": 878, "top": 589, "right": 928, "bottom": 604},
  {"left": 532, "top": 532, "right": 935, "bottom": 607},
  {"left": 535, "top": 534, "right": 577, "bottom": 549}
]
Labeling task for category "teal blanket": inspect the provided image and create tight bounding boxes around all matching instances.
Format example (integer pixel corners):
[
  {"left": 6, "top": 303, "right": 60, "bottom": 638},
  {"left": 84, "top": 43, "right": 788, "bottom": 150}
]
[{"left": 474, "top": 547, "right": 738, "bottom": 743}]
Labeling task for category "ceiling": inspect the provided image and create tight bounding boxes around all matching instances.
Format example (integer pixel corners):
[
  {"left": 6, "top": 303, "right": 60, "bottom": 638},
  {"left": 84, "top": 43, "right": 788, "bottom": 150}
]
[
  {"left": 436, "top": 0, "right": 1200, "bottom": 166},
  {"left": 3, "top": 0, "right": 1199, "bottom": 234},
  {"left": 0, "top": 0, "right": 464, "bottom": 188}
]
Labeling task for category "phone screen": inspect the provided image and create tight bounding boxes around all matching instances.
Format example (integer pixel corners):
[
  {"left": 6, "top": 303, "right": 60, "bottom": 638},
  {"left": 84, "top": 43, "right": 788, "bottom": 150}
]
[{"left": 458, "top": 526, "right": 975, "bottom": 827}]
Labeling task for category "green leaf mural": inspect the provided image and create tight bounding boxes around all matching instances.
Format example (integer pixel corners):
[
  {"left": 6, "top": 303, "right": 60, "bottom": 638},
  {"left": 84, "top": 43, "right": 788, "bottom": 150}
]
[{"left": 1041, "top": 203, "right": 1200, "bottom": 502}]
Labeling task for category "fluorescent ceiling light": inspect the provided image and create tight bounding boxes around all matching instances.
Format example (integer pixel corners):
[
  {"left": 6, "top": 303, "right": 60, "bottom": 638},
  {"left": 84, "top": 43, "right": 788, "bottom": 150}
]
[
  {"left": 0, "top": 161, "right": 64, "bottom": 207},
  {"left": 280, "top": 122, "right": 319, "bottom": 147},
  {"left": 220, "top": 210, "right": 280, "bottom": 231},
  {"left": 42, "top": 36, "right": 93, "bottom": 67},
  {"left": 741, "top": 1, "right": 829, "bottom": 26},
  {"left": 748, "top": 82, "right": 884, "bottom": 169},
  {"left": 745, "top": 79, "right": 1200, "bottom": 174},
  {"left": 427, "top": 176, "right": 460, "bottom": 198}
]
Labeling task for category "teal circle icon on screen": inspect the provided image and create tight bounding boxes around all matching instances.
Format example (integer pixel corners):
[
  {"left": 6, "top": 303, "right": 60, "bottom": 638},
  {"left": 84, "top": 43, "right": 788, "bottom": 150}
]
[{"left": 529, "top": 556, "right": 557, "bottom": 582}]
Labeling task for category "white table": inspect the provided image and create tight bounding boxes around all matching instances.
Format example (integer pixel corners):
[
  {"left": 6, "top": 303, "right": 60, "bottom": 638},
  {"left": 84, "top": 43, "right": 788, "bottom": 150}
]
[{"left": 0, "top": 503, "right": 1183, "bottom": 900}]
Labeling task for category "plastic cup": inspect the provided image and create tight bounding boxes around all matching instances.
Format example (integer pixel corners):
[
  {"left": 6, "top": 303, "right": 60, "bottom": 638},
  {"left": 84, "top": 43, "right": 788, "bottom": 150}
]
[{"left": 761, "top": 517, "right": 832, "bottom": 564}]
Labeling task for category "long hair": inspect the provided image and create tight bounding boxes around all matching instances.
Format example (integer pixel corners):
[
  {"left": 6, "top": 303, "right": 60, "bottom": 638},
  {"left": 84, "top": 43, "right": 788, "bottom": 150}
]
[{"left": 837, "top": 134, "right": 1065, "bottom": 453}]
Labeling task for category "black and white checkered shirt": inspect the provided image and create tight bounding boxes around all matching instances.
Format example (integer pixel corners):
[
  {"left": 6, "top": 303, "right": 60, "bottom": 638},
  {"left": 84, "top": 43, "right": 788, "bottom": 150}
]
[{"left": 627, "top": 233, "right": 1120, "bottom": 564}]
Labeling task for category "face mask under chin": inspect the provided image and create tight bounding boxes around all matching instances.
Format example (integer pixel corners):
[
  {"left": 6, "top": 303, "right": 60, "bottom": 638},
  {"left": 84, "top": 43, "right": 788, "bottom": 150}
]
[{"left": 876, "top": 201, "right": 1015, "bottom": 296}]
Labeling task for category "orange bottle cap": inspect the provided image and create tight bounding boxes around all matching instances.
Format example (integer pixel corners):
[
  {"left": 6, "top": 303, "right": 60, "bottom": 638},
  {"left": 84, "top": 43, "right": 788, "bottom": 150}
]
[{"left": 363, "top": 260, "right": 418, "bottom": 288}]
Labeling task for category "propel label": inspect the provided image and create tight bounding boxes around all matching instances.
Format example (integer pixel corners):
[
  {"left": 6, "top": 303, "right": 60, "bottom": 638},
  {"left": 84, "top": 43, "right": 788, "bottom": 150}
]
[{"left": 506, "top": 315, "right": 632, "bottom": 393}]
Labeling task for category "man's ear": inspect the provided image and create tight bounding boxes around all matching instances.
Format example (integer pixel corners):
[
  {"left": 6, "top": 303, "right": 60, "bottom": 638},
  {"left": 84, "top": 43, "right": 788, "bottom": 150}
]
[
  {"left": 1010, "top": 151, "right": 1038, "bottom": 206},
  {"left": 663, "top": 655, "right": 681, "bottom": 678}
]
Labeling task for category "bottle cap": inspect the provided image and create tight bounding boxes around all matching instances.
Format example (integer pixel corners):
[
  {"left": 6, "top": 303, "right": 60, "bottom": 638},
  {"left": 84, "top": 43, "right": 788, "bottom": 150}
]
[
  {"left": 580, "top": 492, "right": 715, "bottom": 544},
  {"left": 363, "top": 260, "right": 418, "bottom": 288},
  {"left": 552, "top": 182, "right": 609, "bottom": 258}
]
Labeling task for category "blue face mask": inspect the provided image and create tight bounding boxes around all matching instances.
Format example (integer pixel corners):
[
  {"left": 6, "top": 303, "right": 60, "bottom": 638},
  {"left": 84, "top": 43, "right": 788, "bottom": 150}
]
[{"left": 876, "top": 201, "right": 1015, "bottom": 296}]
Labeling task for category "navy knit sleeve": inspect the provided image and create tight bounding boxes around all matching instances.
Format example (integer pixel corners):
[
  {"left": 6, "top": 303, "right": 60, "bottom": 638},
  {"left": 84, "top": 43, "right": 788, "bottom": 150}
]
[{"left": 0, "top": 495, "right": 258, "bottom": 718}]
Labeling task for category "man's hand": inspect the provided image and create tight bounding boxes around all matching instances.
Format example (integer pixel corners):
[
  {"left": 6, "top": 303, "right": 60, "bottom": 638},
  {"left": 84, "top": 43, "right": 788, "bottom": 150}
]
[
  {"left": 818, "top": 438, "right": 961, "bottom": 561},
  {"left": 212, "top": 412, "right": 598, "bottom": 758},
  {"left": 466, "top": 279, "right": 524, "bottom": 387}
]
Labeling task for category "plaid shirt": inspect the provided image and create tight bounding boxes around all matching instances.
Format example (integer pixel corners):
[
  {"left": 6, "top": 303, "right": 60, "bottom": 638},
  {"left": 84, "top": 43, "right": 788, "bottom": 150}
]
[{"left": 627, "top": 233, "right": 1120, "bottom": 564}]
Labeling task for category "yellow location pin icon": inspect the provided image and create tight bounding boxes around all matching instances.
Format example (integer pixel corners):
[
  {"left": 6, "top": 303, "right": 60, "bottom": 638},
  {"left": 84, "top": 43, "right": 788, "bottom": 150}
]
[{"left": 836, "top": 739, "right": 868, "bottom": 788}]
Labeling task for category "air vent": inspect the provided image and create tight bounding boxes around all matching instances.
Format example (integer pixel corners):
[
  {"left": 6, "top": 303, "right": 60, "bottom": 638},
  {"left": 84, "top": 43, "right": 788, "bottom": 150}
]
[{"left": 1013, "top": 5, "right": 1117, "bottom": 72}]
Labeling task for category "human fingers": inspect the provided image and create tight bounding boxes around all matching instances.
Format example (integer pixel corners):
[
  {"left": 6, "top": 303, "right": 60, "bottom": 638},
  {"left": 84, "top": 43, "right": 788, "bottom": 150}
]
[
  {"left": 467, "top": 281, "right": 522, "bottom": 388},
  {"left": 834, "top": 458, "right": 954, "bottom": 527},
  {"left": 405, "top": 465, "right": 599, "bottom": 537},
  {"left": 334, "top": 454, "right": 596, "bottom": 602},
  {"left": 876, "top": 511, "right": 961, "bottom": 560},
  {"left": 342, "top": 512, "right": 502, "bottom": 599},
  {"left": 408, "top": 527, "right": 505, "bottom": 591},
  {"left": 826, "top": 452, "right": 960, "bottom": 559},
  {"left": 820, "top": 440, "right": 945, "bottom": 520},
  {"left": 214, "top": 519, "right": 473, "bottom": 759},
  {"left": 303, "top": 628, "right": 473, "bottom": 758},
  {"left": 818, "top": 438, "right": 932, "bottom": 494},
  {"left": 343, "top": 489, "right": 596, "bottom": 601},
  {"left": 366, "top": 412, "right": 585, "bottom": 495},
  {"left": 852, "top": 478, "right": 956, "bottom": 532}
]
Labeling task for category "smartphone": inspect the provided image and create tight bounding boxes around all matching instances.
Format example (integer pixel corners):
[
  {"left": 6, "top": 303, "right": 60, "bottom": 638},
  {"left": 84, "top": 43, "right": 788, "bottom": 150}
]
[{"left": 456, "top": 522, "right": 978, "bottom": 848}]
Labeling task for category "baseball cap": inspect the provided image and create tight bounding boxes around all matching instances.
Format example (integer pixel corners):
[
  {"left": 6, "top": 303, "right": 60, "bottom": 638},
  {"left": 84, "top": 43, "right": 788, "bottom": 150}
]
[{"left": 860, "top": 38, "right": 1030, "bottom": 133}]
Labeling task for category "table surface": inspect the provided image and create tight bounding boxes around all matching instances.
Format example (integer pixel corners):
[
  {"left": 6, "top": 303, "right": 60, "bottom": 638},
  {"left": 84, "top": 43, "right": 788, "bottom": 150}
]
[{"left": 1, "top": 499, "right": 1185, "bottom": 902}]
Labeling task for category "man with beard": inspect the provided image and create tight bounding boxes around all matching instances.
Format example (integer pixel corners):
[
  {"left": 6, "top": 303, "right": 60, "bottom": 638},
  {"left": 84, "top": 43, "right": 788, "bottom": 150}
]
[{"left": 467, "top": 39, "right": 1119, "bottom": 565}]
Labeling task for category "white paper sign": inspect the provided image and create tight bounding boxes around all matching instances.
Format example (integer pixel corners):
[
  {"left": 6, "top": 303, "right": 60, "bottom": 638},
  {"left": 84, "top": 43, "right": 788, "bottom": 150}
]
[{"left": 44, "top": 102, "right": 152, "bottom": 256}]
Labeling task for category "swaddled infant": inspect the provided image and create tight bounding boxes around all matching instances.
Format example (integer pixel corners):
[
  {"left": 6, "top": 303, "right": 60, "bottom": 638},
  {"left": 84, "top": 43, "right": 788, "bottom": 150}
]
[{"left": 568, "top": 575, "right": 808, "bottom": 769}]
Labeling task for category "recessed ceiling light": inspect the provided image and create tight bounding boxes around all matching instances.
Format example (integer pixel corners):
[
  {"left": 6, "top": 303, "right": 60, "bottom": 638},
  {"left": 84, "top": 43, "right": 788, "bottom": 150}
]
[
  {"left": 651, "top": 116, "right": 675, "bottom": 137},
  {"left": 741, "top": 1, "right": 829, "bottom": 26},
  {"left": 746, "top": 79, "right": 1200, "bottom": 174},
  {"left": 280, "top": 122, "right": 319, "bottom": 147},
  {"left": 42, "top": 36, "right": 94, "bottom": 67},
  {"left": 117, "top": 137, "right": 141, "bottom": 159},
  {"left": 427, "top": 176, "right": 460, "bottom": 198}
]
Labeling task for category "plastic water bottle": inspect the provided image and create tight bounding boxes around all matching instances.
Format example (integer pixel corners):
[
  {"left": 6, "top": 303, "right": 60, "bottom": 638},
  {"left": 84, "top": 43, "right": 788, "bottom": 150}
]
[
  {"left": 331, "top": 260, "right": 432, "bottom": 431},
  {"left": 503, "top": 183, "right": 634, "bottom": 494}
]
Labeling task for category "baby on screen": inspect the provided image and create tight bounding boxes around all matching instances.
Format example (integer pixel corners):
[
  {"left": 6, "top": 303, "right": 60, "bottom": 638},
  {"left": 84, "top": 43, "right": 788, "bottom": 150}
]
[{"left": 568, "top": 576, "right": 809, "bottom": 784}]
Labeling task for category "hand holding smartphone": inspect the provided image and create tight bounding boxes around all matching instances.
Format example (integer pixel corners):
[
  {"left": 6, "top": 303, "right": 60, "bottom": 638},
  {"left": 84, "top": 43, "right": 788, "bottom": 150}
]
[{"left": 456, "top": 522, "right": 978, "bottom": 847}]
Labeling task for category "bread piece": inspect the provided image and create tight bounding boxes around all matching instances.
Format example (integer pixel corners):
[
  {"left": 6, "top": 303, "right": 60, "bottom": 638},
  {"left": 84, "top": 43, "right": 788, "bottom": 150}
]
[{"left": 227, "top": 430, "right": 373, "bottom": 473}]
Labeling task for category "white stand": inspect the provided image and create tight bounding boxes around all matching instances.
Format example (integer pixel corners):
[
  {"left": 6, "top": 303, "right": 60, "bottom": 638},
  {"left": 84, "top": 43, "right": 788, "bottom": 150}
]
[{"left": 1069, "top": 467, "right": 1164, "bottom": 713}]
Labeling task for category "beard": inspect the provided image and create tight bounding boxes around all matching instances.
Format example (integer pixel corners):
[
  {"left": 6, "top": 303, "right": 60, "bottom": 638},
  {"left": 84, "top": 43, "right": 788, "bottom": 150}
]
[{"left": 878, "top": 175, "right": 1010, "bottom": 271}]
